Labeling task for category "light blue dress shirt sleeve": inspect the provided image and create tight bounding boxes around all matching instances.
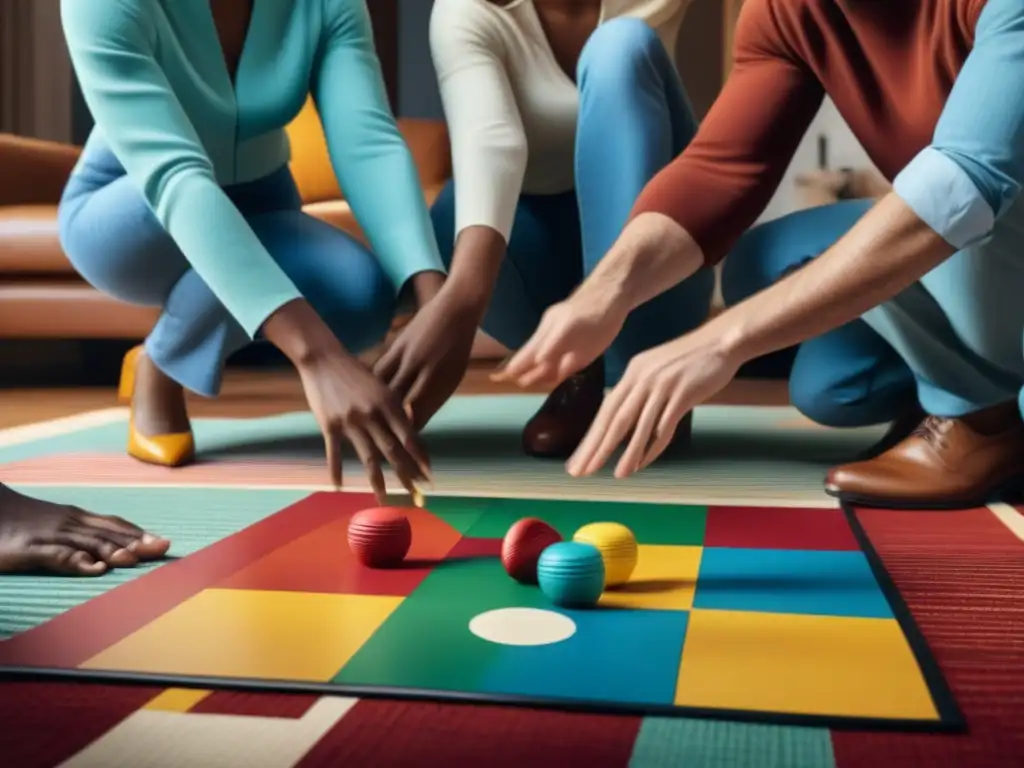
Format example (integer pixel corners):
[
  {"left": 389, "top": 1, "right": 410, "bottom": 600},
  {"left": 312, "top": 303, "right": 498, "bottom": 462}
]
[
  {"left": 314, "top": 0, "right": 446, "bottom": 291},
  {"left": 60, "top": 0, "right": 303, "bottom": 338},
  {"left": 893, "top": 0, "right": 1024, "bottom": 250}
]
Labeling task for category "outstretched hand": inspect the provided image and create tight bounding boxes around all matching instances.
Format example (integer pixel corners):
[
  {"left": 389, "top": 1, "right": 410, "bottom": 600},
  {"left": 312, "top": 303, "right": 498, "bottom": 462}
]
[
  {"left": 296, "top": 348, "right": 432, "bottom": 503},
  {"left": 262, "top": 298, "right": 432, "bottom": 503},
  {"left": 566, "top": 328, "right": 742, "bottom": 479},
  {"left": 493, "top": 293, "right": 626, "bottom": 389}
]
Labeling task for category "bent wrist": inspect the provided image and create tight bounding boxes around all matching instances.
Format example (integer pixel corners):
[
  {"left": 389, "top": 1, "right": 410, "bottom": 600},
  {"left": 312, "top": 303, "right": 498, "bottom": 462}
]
[
  {"left": 261, "top": 298, "right": 347, "bottom": 368},
  {"left": 574, "top": 276, "right": 631, "bottom": 326}
]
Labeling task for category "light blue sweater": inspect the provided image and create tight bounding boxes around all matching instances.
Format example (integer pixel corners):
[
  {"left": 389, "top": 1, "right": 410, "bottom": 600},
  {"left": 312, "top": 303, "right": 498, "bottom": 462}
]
[{"left": 62, "top": 0, "right": 444, "bottom": 337}]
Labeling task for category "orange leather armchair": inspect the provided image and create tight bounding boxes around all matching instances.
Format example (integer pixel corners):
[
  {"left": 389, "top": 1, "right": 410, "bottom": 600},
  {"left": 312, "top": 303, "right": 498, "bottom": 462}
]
[
  {"left": 0, "top": 98, "right": 452, "bottom": 339},
  {"left": 286, "top": 98, "right": 452, "bottom": 239},
  {"left": 0, "top": 133, "right": 160, "bottom": 337}
]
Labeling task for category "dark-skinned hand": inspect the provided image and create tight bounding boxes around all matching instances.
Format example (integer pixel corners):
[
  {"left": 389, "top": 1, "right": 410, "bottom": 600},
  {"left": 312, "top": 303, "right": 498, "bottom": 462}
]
[
  {"left": 263, "top": 298, "right": 433, "bottom": 502},
  {"left": 296, "top": 346, "right": 432, "bottom": 502},
  {"left": 375, "top": 282, "right": 483, "bottom": 430}
]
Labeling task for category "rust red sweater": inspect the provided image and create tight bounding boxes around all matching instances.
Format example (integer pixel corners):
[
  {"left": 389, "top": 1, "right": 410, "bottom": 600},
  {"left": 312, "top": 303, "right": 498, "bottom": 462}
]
[{"left": 631, "top": 0, "right": 991, "bottom": 265}]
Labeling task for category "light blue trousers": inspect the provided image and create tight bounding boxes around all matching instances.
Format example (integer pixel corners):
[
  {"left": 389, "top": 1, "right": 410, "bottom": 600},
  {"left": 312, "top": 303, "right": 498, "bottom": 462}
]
[
  {"left": 723, "top": 199, "right": 1024, "bottom": 423},
  {"left": 431, "top": 18, "right": 716, "bottom": 385},
  {"left": 58, "top": 151, "right": 396, "bottom": 396}
]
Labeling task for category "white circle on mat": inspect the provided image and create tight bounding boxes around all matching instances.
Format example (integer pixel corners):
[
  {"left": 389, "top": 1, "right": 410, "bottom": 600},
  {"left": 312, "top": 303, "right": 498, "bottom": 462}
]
[{"left": 469, "top": 608, "right": 576, "bottom": 646}]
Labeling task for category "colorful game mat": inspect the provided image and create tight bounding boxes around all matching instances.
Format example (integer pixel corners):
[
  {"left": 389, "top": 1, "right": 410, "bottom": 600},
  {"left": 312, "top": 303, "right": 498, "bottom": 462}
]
[{"left": 0, "top": 490, "right": 961, "bottom": 731}]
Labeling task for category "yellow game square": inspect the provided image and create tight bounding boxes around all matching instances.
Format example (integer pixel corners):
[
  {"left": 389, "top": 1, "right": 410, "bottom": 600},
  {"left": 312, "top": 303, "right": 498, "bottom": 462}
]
[
  {"left": 81, "top": 589, "right": 402, "bottom": 682},
  {"left": 599, "top": 545, "right": 702, "bottom": 611},
  {"left": 675, "top": 609, "right": 939, "bottom": 720}
]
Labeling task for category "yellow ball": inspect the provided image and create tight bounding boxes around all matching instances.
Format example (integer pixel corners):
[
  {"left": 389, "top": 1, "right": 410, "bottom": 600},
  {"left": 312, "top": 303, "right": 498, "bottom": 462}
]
[{"left": 572, "top": 522, "right": 638, "bottom": 587}]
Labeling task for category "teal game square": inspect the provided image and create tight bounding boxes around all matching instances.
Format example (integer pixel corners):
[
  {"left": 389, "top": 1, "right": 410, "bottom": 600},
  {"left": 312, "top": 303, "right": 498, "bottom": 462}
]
[
  {"left": 478, "top": 606, "right": 689, "bottom": 705},
  {"left": 693, "top": 547, "right": 893, "bottom": 618}
]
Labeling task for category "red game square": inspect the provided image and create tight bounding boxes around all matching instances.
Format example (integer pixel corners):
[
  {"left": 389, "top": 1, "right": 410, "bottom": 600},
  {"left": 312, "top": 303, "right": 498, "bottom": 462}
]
[
  {"left": 703, "top": 506, "right": 859, "bottom": 551},
  {"left": 216, "top": 506, "right": 464, "bottom": 596}
]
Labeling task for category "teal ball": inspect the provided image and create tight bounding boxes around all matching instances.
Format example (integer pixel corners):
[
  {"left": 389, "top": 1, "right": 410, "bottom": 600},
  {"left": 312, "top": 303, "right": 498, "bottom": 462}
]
[{"left": 537, "top": 542, "right": 605, "bottom": 608}]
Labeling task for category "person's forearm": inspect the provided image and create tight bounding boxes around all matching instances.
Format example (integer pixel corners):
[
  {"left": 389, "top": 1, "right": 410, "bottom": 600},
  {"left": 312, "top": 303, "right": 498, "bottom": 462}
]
[
  {"left": 401, "top": 226, "right": 505, "bottom": 314},
  {"left": 409, "top": 270, "right": 447, "bottom": 308},
  {"left": 712, "top": 193, "right": 956, "bottom": 363},
  {"left": 577, "top": 212, "right": 705, "bottom": 318},
  {"left": 444, "top": 225, "right": 506, "bottom": 310}
]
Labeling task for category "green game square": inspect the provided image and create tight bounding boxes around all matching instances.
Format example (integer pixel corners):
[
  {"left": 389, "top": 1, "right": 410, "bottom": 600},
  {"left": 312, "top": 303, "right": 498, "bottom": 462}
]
[
  {"left": 423, "top": 495, "right": 499, "bottom": 533},
  {"left": 334, "top": 553, "right": 547, "bottom": 691},
  {"left": 464, "top": 497, "right": 707, "bottom": 546}
]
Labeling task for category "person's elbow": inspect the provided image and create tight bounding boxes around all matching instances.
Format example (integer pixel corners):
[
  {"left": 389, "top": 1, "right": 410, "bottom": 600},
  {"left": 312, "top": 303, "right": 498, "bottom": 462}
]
[{"left": 893, "top": 145, "right": 1021, "bottom": 250}]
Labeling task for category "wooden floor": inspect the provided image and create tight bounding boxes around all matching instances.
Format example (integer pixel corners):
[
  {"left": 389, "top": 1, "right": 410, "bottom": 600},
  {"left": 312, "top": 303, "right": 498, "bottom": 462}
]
[{"left": 0, "top": 363, "right": 789, "bottom": 430}]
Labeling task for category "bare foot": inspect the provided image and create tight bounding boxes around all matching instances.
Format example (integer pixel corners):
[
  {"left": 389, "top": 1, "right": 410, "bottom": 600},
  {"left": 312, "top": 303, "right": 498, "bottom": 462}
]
[
  {"left": 0, "top": 483, "right": 170, "bottom": 576},
  {"left": 133, "top": 350, "right": 191, "bottom": 436}
]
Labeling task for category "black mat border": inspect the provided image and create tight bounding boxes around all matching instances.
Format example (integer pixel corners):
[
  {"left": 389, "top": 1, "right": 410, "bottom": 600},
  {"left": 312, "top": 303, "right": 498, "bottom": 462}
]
[{"left": 0, "top": 504, "right": 965, "bottom": 733}]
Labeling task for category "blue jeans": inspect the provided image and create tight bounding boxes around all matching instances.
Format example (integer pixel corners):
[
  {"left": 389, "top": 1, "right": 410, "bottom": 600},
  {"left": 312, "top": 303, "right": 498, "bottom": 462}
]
[
  {"left": 722, "top": 201, "right": 917, "bottom": 427},
  {"left": 721, "top": 198, "right": 1024, "bottom": 426},
  {"left": 58, "top": 150, "right": 395, "bottom": 396},
  {"left": 431, "top": 18, "right": 716, "bottom": 385}
]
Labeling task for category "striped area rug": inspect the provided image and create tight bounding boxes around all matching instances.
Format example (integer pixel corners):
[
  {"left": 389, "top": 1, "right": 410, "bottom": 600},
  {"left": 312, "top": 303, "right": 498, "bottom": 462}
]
[
  {"left": 1, "top": 398, "right": 1020, "bottom": 767},
  {"left": 0, "top": 396, "right": 887, "bottom": 504}
]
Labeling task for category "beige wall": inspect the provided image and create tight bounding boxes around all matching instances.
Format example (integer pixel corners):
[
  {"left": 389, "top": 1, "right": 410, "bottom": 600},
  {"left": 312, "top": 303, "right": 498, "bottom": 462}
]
[{"left": 0, "top": 0, "right": 72, "bottom": 142}]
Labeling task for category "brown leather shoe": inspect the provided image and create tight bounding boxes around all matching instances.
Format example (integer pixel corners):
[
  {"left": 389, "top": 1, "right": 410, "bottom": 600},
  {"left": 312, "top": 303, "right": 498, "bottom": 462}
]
[
  {"left": 825, "top": 413, "right": 1024, "bottom": 509},
  {"left": 523, "top": 364, "right": 605, "bottom": 458},
  {"left": 851, "top": 403, "right": 927, "bottom": 462}
]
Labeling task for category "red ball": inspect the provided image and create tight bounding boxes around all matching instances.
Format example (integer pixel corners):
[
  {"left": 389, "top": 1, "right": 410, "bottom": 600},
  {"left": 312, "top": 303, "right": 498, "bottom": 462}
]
[
  {"left": 501, "top": 517, "right": 562, "bottom": 584},
  {"left": 348, "top": 507, "right": 413, "bottom": 568}
]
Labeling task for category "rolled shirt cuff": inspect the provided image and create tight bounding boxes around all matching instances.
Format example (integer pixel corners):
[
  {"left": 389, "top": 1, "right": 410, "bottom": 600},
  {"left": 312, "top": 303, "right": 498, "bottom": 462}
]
[{"left": 893, "top": 147, "right": 996, "bottom": 250}]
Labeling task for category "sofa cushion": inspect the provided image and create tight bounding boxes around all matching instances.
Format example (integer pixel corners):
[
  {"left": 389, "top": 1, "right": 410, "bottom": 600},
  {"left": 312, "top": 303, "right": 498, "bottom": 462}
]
[
  {"left": 0, "top": 282, "right": 158, "bottom": 337},
  {"left": 0, "top": 205, "right": 74, "bottom": 273},
  {"left": 0, "top": 134, "right": 80, "bottom": 207}
]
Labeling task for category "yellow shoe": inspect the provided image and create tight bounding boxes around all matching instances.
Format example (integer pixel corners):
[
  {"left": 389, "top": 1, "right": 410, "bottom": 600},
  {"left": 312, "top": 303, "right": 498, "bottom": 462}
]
[
  {"left": 127, "top": 418, "right": 195, "bottom": 467},
  {"left": 118, "top": 345, "right": 196, "bottom": 467}
]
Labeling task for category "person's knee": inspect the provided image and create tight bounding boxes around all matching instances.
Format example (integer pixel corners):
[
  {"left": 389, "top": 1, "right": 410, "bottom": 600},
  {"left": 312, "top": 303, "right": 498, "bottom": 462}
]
[
  {"left": 58, "top": 186, "right": 182, "bottom": 306},
  {"left": 788, "top": 364, "right": 897, "bottom": 428},
  {"left": 322, "top": 252, "right": 396, "bottom": 354},
  {"left": 577, "top": 18, "right": 661, "bottom": 87},
  {"left": 722, "top": 203, "right": 874, "bottom": 308},
  {"left": 789, "top": 374, "right": 858, "bottom": 427}
]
